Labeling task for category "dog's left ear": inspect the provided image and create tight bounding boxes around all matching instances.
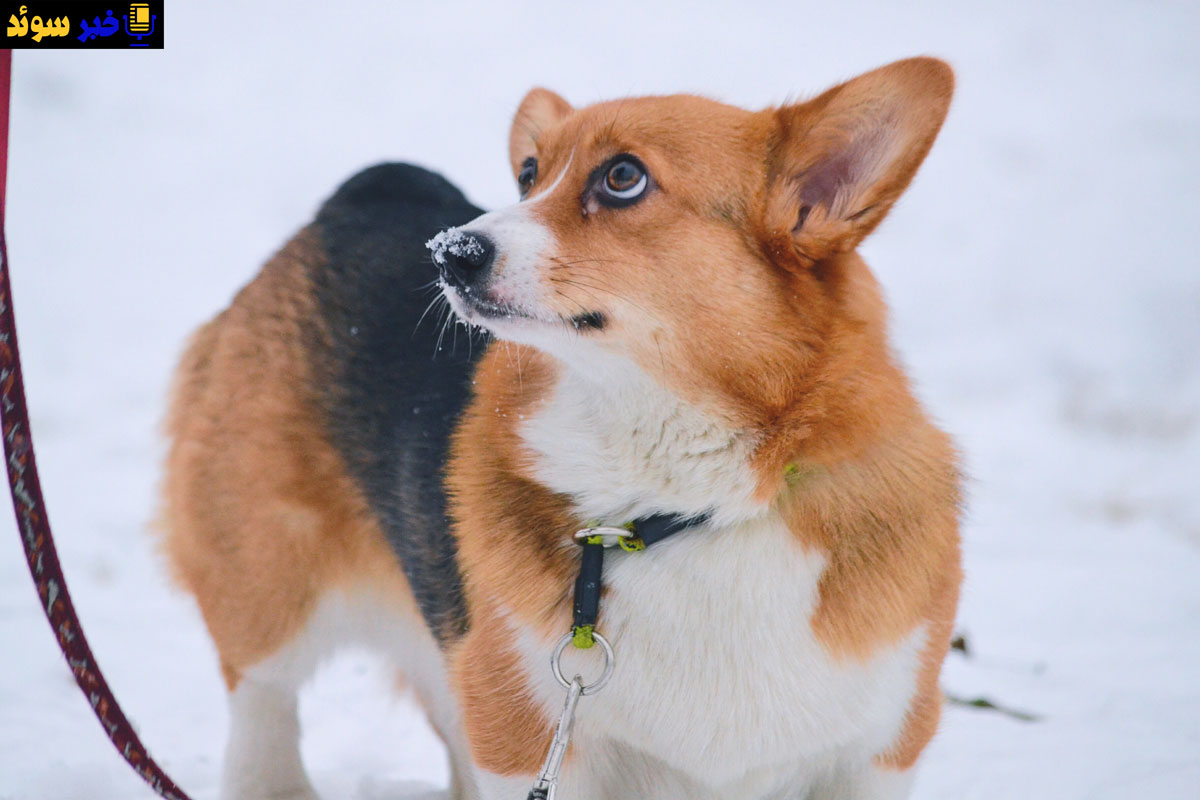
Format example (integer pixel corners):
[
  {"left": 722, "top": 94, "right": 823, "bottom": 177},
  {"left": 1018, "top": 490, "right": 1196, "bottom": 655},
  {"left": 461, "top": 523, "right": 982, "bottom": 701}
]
[
  {"left": 764, "top": 57, "right": 953, "bottom": 266},
  {"left": 509, "top": 88, "right": 573, "bottom": 178}
]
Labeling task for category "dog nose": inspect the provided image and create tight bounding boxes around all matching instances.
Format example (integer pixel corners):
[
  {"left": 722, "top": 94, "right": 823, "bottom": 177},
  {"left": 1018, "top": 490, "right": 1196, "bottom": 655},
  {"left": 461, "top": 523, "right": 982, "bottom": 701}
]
[{"left": 438, "top": 231, "right": 496, "bottom": 289}]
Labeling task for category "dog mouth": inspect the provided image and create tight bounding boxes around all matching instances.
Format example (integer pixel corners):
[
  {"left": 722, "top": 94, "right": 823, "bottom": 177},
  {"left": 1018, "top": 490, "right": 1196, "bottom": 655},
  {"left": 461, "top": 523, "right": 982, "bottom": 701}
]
[
  {"left": 456, "top": 286, "right": 528, "bottom": 321},
  {"left": 441, "top": 282, "right": 606, "bottom": 332}
]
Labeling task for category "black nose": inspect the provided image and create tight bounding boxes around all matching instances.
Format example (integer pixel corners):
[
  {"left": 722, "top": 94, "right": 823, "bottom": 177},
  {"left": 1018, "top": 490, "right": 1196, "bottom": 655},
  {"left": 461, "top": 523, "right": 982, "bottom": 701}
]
[{"left": 438, "top": 231, "right": 495, "bottom": 290}]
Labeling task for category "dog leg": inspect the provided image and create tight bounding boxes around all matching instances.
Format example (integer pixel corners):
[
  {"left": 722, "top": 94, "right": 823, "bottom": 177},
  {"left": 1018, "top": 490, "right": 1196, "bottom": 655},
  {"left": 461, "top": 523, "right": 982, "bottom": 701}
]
[
  {"left": 444, "top": 742, "right": 479, "bottom": 800},
  {"left": 217, "top": 595, "right": 349, "bottom": 800},
  {"left": 221, "top": 672, "right": 318, "bottom": 800},
  {"left": 469, "top": 770, "right": 537, "bottom": 800},
  {"left": 814, "top": 763, "right": 915, "bottom": 800}
]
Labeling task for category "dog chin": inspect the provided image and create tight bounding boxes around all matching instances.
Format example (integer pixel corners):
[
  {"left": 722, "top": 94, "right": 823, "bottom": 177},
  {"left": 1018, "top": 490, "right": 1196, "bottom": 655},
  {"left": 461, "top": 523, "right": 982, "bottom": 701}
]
[
  {"left": 441, "top": 282, "right": 549, "bottom": 340},
  {"left": 440, "top": 282, "right": 610, "bottom": 368}
]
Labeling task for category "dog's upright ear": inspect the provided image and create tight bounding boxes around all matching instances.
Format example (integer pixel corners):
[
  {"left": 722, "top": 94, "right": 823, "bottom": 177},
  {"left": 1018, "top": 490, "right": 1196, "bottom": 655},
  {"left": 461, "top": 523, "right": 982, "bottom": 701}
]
[
  {"left": 509, "top": 88, "right": 573, "bottom": 178},
  {"left": 763, "top": 57, "right": 953, "bottom": 267}
]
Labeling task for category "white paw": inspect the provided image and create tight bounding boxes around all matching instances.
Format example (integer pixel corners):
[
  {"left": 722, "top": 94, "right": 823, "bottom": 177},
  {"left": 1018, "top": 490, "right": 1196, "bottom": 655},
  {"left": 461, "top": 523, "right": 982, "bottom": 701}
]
[{"left": 221, "top": 781, "right": 320, "bottom": 800}]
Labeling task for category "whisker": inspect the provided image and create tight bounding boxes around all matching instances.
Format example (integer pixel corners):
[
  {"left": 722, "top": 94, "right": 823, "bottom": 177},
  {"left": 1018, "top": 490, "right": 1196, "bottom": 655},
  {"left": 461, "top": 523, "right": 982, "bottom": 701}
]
[
  {"left": 550, "top": 256, "right": 640, "bottom": 269},
  {"left": 550, "top": 276, "right": 653, "bottom": 316},
  {"left": 502, "top": 340, "right": 525, "bottom": 394},
  {"left": 413, "top": 292, "right": 447, "bottom": 336},
  {"left": 434, "top": 303, "right": 454, "bottom": 358},
  {"left": 517, "top": 343, "right": 525, "bottom": 391},
  {"left": 550, "top": 278, "right": 609, "bottom": 312},
  {"left": 553, "top": 287, "right": 594, "bottom": 325},
  {"left": 411, "top": 277, "right": 442, "bottom": 293}
]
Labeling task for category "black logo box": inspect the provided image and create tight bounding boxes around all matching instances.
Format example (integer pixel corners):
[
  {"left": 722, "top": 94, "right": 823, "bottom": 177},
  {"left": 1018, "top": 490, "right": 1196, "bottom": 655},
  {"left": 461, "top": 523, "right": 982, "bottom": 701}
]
[{"left": 4, "top": 1, "right": 163, "bottom": 49}]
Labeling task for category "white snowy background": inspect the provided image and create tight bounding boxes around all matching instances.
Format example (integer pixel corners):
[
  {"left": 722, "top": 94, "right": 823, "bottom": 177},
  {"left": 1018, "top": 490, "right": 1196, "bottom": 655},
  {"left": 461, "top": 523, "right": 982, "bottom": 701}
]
[{"left": 2, "top": 1, "right": 1199, "bottom": 798}]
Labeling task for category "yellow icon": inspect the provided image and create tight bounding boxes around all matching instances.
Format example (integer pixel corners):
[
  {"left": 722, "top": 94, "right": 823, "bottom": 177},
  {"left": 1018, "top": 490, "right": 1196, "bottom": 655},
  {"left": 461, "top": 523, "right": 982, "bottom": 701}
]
[{"left": 128, "top": 3, "right": 150, "bottom": 33}]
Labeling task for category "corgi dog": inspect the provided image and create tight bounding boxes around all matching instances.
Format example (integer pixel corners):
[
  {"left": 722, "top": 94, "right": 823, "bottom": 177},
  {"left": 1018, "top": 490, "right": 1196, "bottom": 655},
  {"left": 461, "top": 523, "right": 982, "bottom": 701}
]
[{"left": 162, "top": 57, "right": 961, "bottom": 800}]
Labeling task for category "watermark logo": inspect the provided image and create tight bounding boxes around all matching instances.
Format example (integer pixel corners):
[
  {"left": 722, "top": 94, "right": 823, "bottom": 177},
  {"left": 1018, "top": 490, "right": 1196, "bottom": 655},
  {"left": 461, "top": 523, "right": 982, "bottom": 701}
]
[{"left": 5, "top": 1, "right": 163, "bottom": 48}]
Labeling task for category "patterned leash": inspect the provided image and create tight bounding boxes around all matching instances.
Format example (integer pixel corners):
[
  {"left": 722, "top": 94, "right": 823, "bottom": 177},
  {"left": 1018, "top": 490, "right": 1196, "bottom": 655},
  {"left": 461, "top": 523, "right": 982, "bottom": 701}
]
[{"left": 0, "top": 50, "right": 194, "bottom": 800}]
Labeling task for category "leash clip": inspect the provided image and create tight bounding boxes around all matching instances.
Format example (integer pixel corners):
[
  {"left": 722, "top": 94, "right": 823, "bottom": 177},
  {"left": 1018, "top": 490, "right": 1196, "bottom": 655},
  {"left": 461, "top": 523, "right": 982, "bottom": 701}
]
[
  {"left": 526, "top": 676, "right": 581, "bottom": 800},
  {"left": 527, "top": 632, "right": 615, "bottom": 800}
]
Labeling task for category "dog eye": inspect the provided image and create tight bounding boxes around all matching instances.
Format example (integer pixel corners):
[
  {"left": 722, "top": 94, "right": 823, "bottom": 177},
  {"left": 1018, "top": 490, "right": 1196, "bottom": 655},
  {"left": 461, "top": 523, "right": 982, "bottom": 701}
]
[
  {"left": 518, "top": 157, "right": 537, "bottom": 199},
  {"left": 600, "top": 157, "right": 648, "bottom": 203}
]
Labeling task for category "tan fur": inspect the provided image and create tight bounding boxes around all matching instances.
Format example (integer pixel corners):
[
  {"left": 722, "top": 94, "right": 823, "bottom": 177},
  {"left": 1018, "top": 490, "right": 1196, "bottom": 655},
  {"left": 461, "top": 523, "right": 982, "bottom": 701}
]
[
  {"left": 876, "top": 558, "right": 961, "bottom": 770},
  {"left": 442, "top": 346, "right": 571, "bottom": 773},
  {"left": 447, "top": 345, "right": 578, "bottom": 634},
  {"left": 774, "top": 412, "right": 962, "bottom": 767},
  {"left": 450, "top": 605, "right": 557, "bottom": 776},
  {"left": 161, "top": 230, "right": 418, "bottom": 690}
]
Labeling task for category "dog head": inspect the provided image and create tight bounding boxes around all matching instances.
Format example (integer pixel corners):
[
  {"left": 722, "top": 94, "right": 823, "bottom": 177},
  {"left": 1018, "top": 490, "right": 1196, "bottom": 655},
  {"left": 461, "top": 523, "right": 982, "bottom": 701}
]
[{"left": 431, "top": 57, "right": 953, "bottom": 425}]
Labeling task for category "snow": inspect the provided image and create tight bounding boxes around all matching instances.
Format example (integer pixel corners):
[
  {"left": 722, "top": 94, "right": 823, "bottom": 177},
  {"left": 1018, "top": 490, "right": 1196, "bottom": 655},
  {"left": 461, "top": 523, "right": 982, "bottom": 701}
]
[
  {"left": 427, "top": 228, "right": 485, "bottom": 267},
  {"left": 2, "top": 1, "right": 1199, "bottom": 798}
]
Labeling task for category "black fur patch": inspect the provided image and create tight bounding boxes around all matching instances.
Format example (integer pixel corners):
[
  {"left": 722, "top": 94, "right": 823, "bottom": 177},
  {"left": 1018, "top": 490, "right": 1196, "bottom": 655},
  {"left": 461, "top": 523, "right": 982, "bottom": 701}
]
[{"left": 306, "top": 163, "right": 486, "bottom": 645}]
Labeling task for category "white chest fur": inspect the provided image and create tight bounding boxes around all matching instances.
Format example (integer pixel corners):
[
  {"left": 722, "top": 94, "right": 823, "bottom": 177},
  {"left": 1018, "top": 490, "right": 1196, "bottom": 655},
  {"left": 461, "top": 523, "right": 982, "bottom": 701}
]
[
  {"left": 511, "top": 518, "right": 925, "bottom": 796},
  {"left": 513, "top": 365, "right": 925, "bottom": 796},
  {"left": 519, "top": 360, "right": 763, "bottom": 526}
]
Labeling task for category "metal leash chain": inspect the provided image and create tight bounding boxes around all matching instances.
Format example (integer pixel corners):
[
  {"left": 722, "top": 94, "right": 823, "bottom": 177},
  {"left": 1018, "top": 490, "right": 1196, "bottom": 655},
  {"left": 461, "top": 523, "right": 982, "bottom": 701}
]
[{"left": 526, "top": 527, "right": 629, "bottom": 800}]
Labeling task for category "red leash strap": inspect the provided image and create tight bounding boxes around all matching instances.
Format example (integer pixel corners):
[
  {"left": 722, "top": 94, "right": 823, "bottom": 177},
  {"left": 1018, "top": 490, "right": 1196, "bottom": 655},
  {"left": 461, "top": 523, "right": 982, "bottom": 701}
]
[
  {"left": 0, "top": 50, "right": 193, "bottom": 800},
  {"left": 0, "top": 50, "right": 8, "bottom": 211}
]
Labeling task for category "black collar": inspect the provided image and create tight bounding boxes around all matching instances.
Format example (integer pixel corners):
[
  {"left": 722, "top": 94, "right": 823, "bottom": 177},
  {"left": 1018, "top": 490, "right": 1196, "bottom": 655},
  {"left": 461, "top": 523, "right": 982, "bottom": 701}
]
[
  {"left": 571, "top": 510, "right": 710, "bottom": 648},
  {"left": 628, "top": 510, "right": 710, "bottom": 548}
]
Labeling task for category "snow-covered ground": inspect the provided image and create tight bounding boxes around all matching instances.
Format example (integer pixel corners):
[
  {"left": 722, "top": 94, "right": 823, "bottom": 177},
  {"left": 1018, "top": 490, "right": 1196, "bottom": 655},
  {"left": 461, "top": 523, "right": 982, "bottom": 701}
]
[{"left": 2, "top": 1, "right": 1199, "bottom": 798}]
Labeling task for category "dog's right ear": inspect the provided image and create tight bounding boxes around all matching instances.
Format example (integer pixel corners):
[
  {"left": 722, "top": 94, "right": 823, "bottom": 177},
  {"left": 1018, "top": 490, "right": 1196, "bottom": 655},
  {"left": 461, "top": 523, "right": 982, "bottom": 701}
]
[
  {"left": 509, "top": 88, "right": 572, "bottom": 179},
  {"left": 762, "top": 58, "right": 953, "bottom": 269}
]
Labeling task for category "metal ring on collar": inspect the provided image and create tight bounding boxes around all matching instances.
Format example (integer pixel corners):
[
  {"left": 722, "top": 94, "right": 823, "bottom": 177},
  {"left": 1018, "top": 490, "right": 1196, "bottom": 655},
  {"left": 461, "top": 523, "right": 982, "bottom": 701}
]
[
  {"left": 574, "top": 527, "right": 635, "bottom": 548},
  {"left": 551, "top": 631, "right": 614, "bottom": 695}
]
